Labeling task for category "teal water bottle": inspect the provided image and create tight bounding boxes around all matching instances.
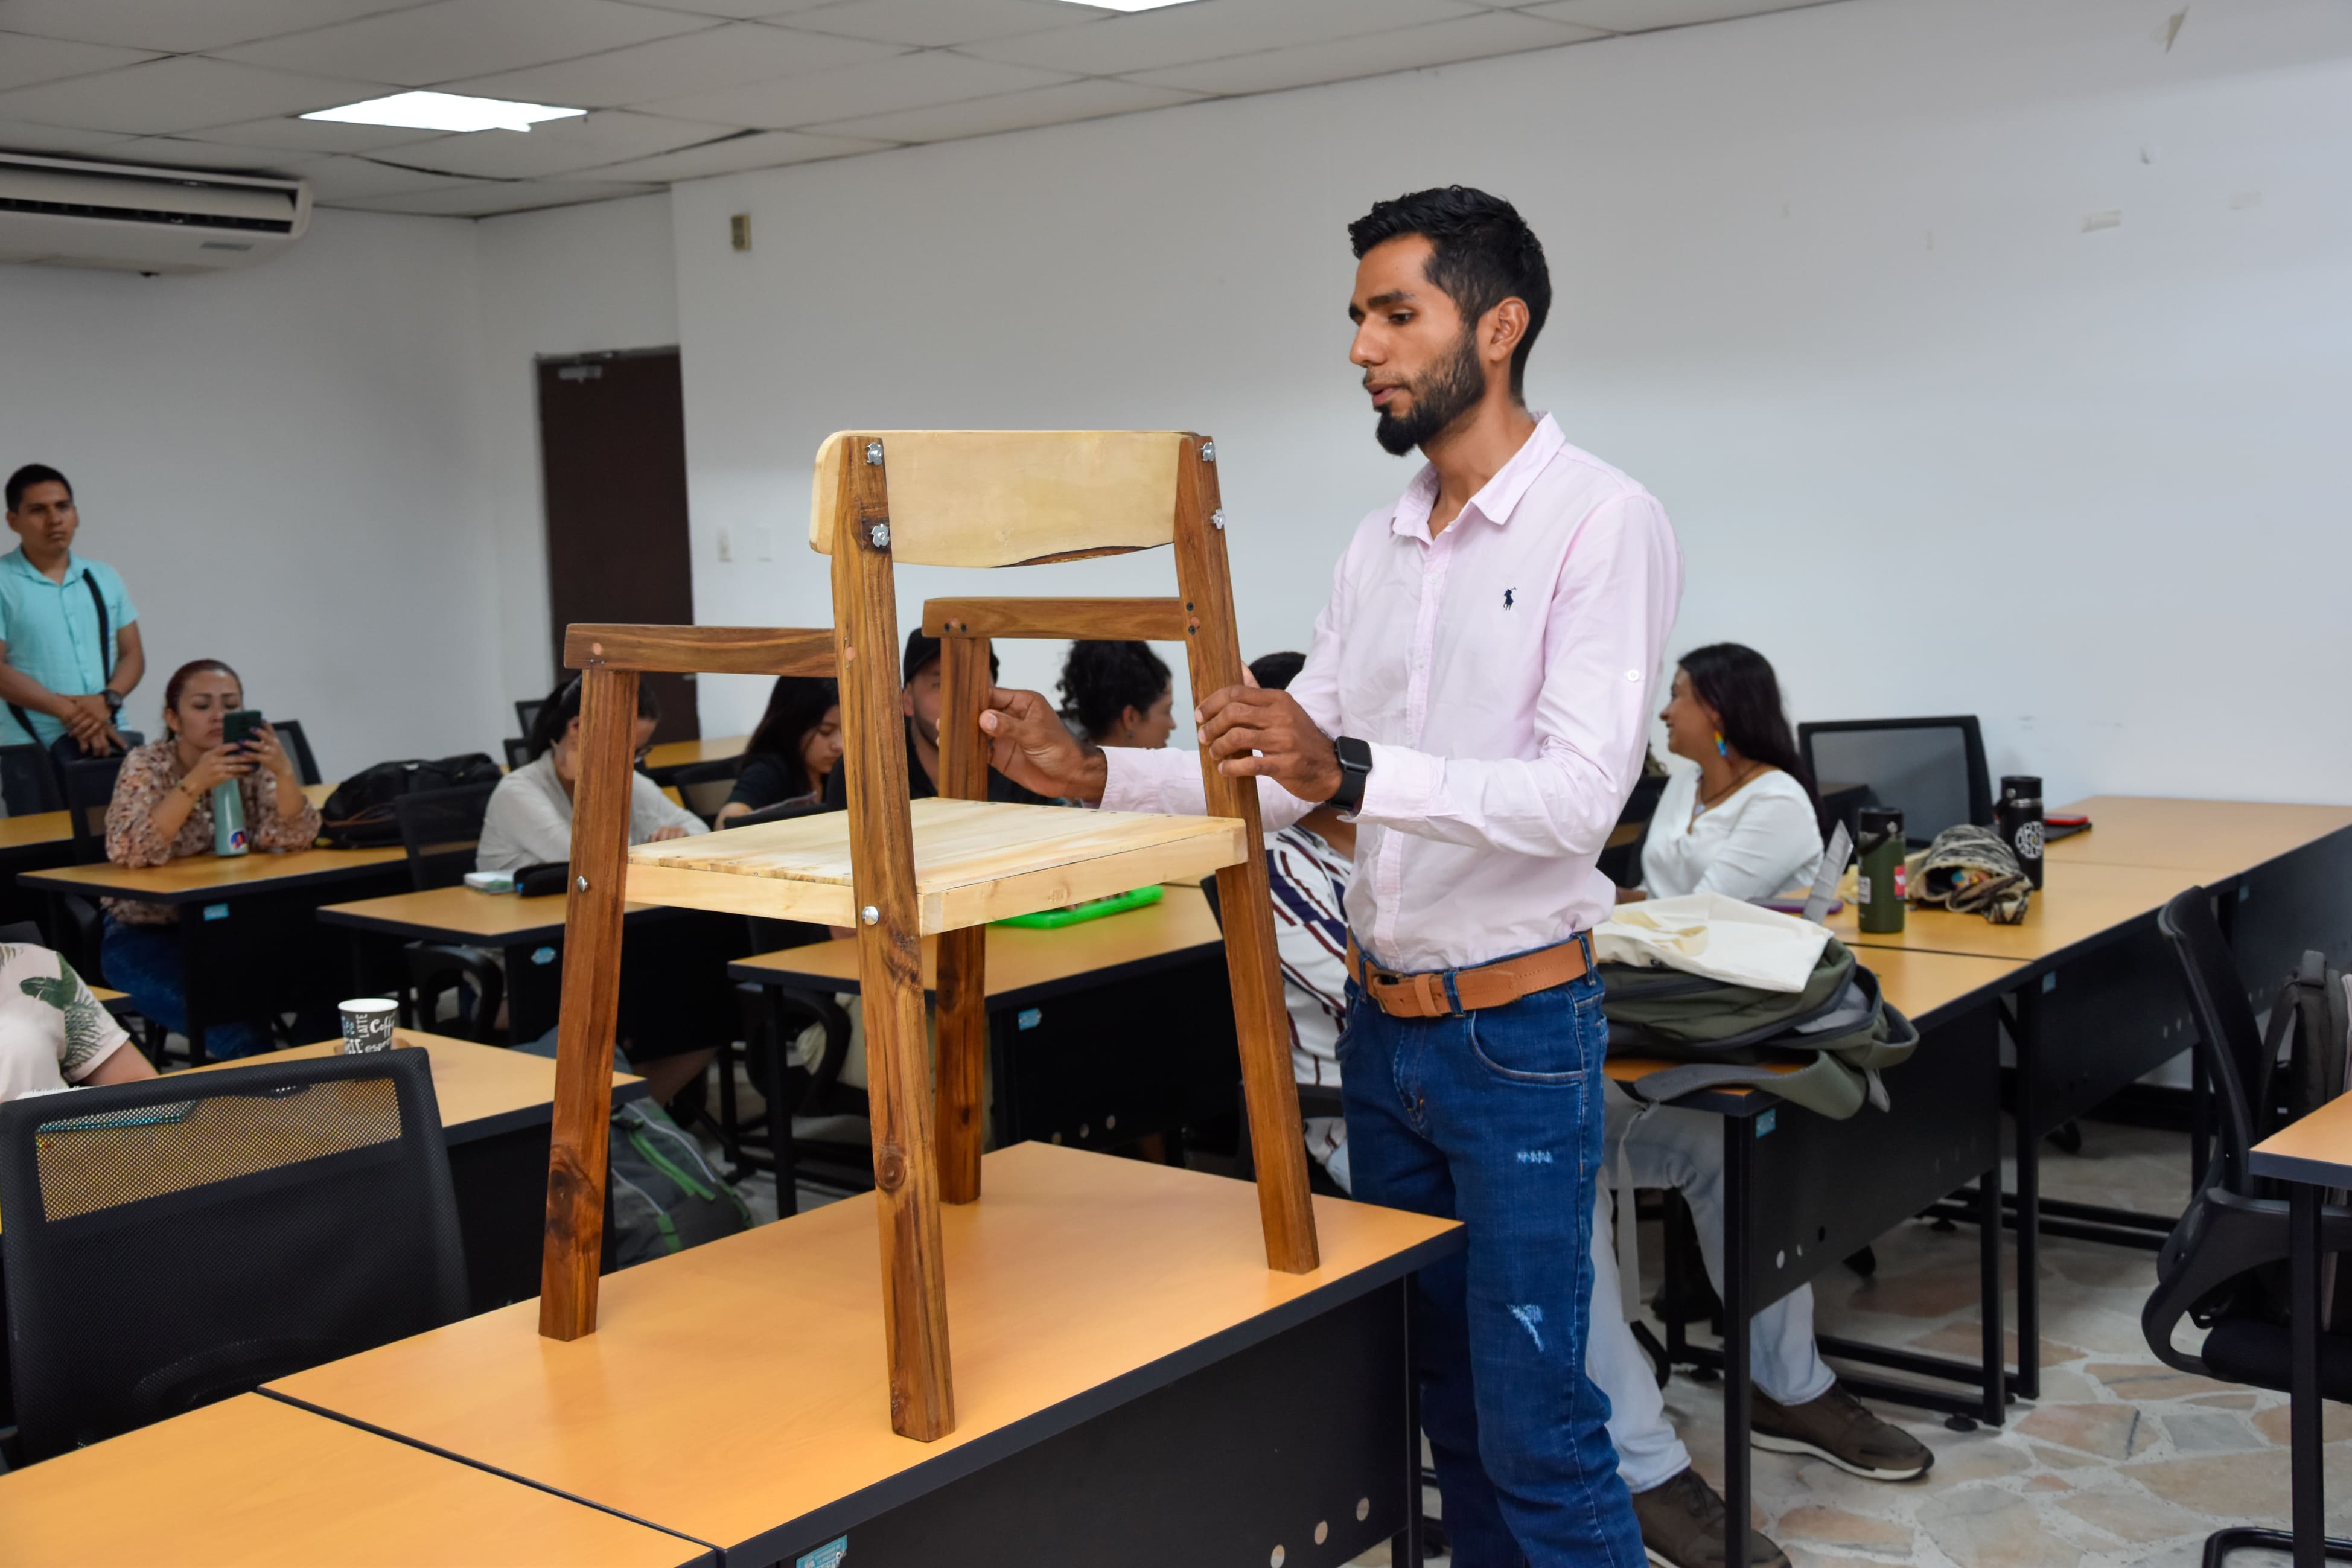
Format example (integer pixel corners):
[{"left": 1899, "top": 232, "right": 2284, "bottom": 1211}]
[{"left": 211, "top": 779, "right": 250, "bottom": 858}]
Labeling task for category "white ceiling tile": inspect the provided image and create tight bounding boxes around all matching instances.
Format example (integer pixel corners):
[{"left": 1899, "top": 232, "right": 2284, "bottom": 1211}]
[
  {"left": 588, "top": 126, "right": 885, "bottom": 180},
  {"left": 371, "top": 109, "right": 731, "bottom": 177},
  {"left": 449, "top": 22, "right": 900, "bottom": 109},
  {"left": 0, "top": 57, "right": 386, "bottom": 135},
  {"left": 613, "top": 0, "right": 838, "bottom": 16},
  {"left": 0, "top": 32, "right": 157, "bottom": 94},
  {"left": 809, "top": 75, "right": 1199, "bottom": 142},
  {"left": 339, "top": 176, "right": 658, "bottom": 215},
  {"left": 646, "top": 49, "right": 1068, "bottom": 128},
  {"left": 0, "top": 0, "right": 435, "bottom": 54},
  {"left": 0, "top": 116, "right": 137, "bottom": 156},
  {"left": 275, "top": 153, "right": 487, "bottom": 201},
  {"left": 217, "top": 0, "right": 714, "bottom": 88},
  {"left": 1519, "top": 0, "right": 1834, "bottom": 33},
  {"left": 1130, "top": 11, "right": 1601, "bottom": 95},
  {"left": 963, "top": 0, "right": 1480, "bottom": 75},
  {"left": 180, "top": 115, "right": 457, "bottom": 155},
  {"left": 781, "top": 0, "right": 1100, "bottom": 48}
]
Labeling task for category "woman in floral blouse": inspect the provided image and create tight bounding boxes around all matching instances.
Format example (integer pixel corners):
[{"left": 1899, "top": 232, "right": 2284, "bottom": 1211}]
[{"left": 101, "top": 658, "right": 320, "bottom": 1059}]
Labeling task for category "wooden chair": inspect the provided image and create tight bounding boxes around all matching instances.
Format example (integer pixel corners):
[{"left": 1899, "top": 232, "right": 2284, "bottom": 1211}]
[{"left": 540, "top": 431, "right": 1318, "bottom": 1444}]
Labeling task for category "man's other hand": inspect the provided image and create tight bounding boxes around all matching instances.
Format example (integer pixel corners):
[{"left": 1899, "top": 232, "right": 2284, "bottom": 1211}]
[
  {"left": 977, "top": 687, "right": 1105, "bottom": 803},
  {"left": 1196, "top": 686, "right": 1342, "bottom": 802}
]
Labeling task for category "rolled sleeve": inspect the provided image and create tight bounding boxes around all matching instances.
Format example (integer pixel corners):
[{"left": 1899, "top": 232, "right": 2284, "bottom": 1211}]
[{"left": 1354, "top": 742, "right": 1442, "bottom": 823}]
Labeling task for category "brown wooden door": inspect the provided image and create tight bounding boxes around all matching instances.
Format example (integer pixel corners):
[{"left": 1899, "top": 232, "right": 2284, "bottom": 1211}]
[{"left": 536, "top": 349, "right": 698, "bottom": 744}]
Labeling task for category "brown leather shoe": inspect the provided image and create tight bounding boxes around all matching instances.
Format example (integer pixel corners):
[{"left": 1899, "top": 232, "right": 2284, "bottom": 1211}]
[
  {"left": 1751, "top": 1381, "right": 1935, "bottom": 1480},
  {"left": 1629, "top": 1467, "right": 1789, "bottom": 1568}
]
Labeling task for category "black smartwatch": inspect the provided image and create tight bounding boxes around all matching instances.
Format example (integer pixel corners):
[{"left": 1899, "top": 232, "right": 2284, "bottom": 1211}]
[
  {"left": 1327, "top": 735, "right": 1372, "bottom": 814},
  {"left": 100, "top": 689, "right": 124, "bottom": 715}
]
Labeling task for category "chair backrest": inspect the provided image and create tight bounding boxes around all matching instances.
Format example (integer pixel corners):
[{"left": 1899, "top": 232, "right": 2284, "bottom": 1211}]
[
  {"left": 1797, "top": 716, "right": 1991, "bottom": 847},
  {"left": 515, "top": 697, "right": 545, "bottom": 741},
  {"left": 502, "top": 735, "right": 533, "bottom": 771},
  {"left": 2158, "top": 885, "right": 2265, "bottom": 1197},
  {"left": 60, "top": 753, "right": 128, "bottom": 864},
  {"left": 671, "top": 756, "right": 746, "bottom": 822},
  {"left": 0, "top": 1050, "right": 468, "bottom": 1458},
  {"left": 0, "top": 741, "right": 62, "bottom": 814},
  {"left": 270, "top": 718, "right": 322, "bottom": 786},
  {"left": 809, "top": 430, "right": 1190, "bottom": 567},
  {"left": 392, "top": 782, "right": 499, "bottom": 891}
]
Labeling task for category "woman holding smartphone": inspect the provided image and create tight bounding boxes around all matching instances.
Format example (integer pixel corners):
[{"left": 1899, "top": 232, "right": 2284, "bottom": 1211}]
[{"left": 101, "top": 658, "right": 319, "bottom": 1059}]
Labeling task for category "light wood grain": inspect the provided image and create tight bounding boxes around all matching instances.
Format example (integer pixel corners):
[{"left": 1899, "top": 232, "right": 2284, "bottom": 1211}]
[
  {"left": 26, "top": 842, "right": 408, "bottom": 897},
  {"left": 641, "top": 734, "right": 747, "bottom": 773},
  {"left": 809, "top": 430, "right": 1187, "bottom": 567},
  {"left": 2252, "top": 1092, "right": 2352, "bottom": 1187},
  {"left": 933, "top": 633, "right": 992, "bottom": 1206},
  {"left": 0, "top": 808, "right": 70, "bottom": 850},
  {"left": 319, "top": 884, "right": 652, "bottom": 942},
  {"left": 179, "top": 1033, "right": 640, "bottom": 1133},
  {"left": 833, "top": 441, "right": 956, "bottom": 1441},
  {"left": 268, "top": 1142, "right": 1456, "bottom": 1553},
  {"left": 2044, "top": 795, "right": 2352, "bottom": 878},
  {"left": 0, "top": 1394, "right": 706, "bottom": 1568},
  {"left": 540, "top": 665, "right": 637, "bottom": 1342},
  {"left": 566, "top": 624, "right": 833, "bottom": 678},
  {"left": 1825, "top": 859, "right": 2197, "bottom": 963},
  {"left": 626, "top": 796, "right": 1245, "bottom": 934},
  {"left": 738, "top": 884, "right": 1224, "bottom": 997},
  {"left": 922, "top": 596, "right": 1193, "bottom": 642}
]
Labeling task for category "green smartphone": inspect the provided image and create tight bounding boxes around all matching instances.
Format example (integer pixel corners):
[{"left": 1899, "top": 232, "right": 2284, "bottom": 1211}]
[{"left": 221, "top": 709, "right": 264, "bottom": 747}]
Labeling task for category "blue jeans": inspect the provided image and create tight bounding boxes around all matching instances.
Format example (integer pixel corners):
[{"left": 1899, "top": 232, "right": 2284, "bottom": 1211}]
[
  {"left": 1340, "top": 951, "right": 1643, "bottom": 1568},
  {"left": 101, "top": 916, "right": 272, "bottom": 1060}
]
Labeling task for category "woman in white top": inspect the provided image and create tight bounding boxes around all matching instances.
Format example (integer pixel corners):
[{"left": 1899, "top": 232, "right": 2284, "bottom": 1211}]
[
  {"left": 477, "top": 677, "right": 707, "bottom": 875},
  {"left": 1628, "top": 642, "right": 1825, "bottom": 902}
]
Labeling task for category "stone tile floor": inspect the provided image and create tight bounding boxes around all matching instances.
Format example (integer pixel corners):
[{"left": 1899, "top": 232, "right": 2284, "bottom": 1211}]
[{"left": 1352, "top": 1117, "right": 2326, "bottom": 1566}]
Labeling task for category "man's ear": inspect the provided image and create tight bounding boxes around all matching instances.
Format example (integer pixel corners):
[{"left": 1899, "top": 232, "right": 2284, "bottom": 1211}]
[
  {"left": 900, "top": 685, "right": 916, "bottom": 718},
  {"left": 1480, "top": 297, "right": 1529, "bottom": 371}
]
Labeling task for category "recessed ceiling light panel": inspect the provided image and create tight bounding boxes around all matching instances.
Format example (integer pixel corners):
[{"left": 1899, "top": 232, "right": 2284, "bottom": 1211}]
[
  {"left": 1059, "top": 1, "right": 1203, "bottom": 11},
  {"left": 302, "top": 91, "right": 586, "bottom": 135}
]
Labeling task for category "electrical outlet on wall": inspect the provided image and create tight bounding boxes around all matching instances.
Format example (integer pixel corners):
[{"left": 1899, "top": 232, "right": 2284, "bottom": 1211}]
[{"left": 716, "top": 527, "right": 733, "bottom": 563}]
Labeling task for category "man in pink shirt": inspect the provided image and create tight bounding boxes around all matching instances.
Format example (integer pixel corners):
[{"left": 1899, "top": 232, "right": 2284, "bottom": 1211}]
[{"left": 979, "top": 188, "right": 1677, "bottom": 1565}]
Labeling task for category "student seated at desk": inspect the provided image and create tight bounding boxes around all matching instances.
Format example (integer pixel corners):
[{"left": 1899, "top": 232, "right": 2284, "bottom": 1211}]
[
  {"left": 715, "top": 675, "right": 840, "bottom": 826},
  {"left": 478, "top": 676, "right": 706, "bottom": 873},
  {"left": 1057, "top": 640, "right": 1176, "bottom": 749},
  {"left": 101, "top": 660, "right": 321, "bottom": 1060},
  {"left": 820, "top": 632, "right": 1051, "bottom": 807},
  {"left": 0, "top": 939, "right": 153, "bottom": 1101},
  {"left": 1592, "top": 642, "right": 1930, "bottom": 1568}
]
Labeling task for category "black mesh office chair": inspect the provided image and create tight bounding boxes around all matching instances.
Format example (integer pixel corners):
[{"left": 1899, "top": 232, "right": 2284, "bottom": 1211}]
[
  {"left": 1797, "top": 716, "right": 1992, "bottom": 847},
  {"left": 0, "top": 742, "right": 62, "bottom": 815},
  {"left": 0, "top": 1051, "right": 468, "bottom": 1459},
  {"left": 269, "top": 719, "right": 322, "bottom": 786},
  {"left": 514, "top": 698, "right": 544, "bottom": 740},
  {"left": 671, "top": 756, "right": 747, "bottom": 824},
  {"left": 502, "top": 736, "right": 532, "bottom": 771},
  {"left": 59, "top": 753, "right": 127, "bottom": 866},
  {"left": 2146, "top": 886, "right": 2352, "bottom": 1566},
  {"left": 389, "top": 783, "right": 505, "bottom": 1040}
]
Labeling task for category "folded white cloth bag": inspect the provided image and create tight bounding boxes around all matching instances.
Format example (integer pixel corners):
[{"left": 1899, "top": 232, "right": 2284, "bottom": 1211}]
[{"left": 1593, "top": 892, "right": 1831, "bottom": 995}]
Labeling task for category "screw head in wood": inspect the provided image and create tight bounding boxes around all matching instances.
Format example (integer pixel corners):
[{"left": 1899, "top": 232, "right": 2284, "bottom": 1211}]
[
  {"left": 864, "top": 439, "right": 884, "bottom": 465},
  {"left": 862, "top": 905, "right": 879, "bottom": 925},
  {"left": 868, "top": 522, "right": 891, "bottom": 549},
  {"left": 1210, "top": 508, "right": 1226, "bottom": 531},
  {"left": 575, "top": 875, "right": 588, "bottom": 892},
  {"left": 1199, "top": 440, "right": 1216, "bottom": 462}
]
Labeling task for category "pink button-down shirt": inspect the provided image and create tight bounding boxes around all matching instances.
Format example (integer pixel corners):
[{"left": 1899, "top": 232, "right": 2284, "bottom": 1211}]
[{"left": 1103, "top": 414, "right": 1683, "bottom": 972}]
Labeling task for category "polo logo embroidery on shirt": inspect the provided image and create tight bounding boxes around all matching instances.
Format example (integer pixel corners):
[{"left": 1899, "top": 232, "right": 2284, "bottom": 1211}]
[{"left": 1503, "top": 588, "right": 1514, "bottom": 608}]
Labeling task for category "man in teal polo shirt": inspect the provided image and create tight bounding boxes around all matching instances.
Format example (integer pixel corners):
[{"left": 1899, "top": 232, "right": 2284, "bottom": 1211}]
[{"left": 0, "top": 464, "right": 145, "bottom": 812}]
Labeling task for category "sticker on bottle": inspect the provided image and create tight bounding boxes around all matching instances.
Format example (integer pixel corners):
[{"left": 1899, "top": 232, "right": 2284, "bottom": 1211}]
[
  {"left": 1892, "top": 864, "right": 1907, "bottom": 899},
  {"left": 1856, "top": 875, "right": 1872, "bottom": 904}
]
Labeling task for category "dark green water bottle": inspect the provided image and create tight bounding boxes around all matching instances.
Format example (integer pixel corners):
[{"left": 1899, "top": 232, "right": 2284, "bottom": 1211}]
[{"left": 1856, "top": 806, "right": 1906, "bottom": 933}]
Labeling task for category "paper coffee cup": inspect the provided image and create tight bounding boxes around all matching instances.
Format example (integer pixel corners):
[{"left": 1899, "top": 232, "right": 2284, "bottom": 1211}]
[{"left": 339, "top": 998, "right": 400, "bottom": 1054}]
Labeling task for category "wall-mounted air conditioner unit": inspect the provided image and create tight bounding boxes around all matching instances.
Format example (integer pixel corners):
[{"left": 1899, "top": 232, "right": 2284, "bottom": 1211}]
[{"left": 0, "top": 151, "right": 310, "bottom": 275}]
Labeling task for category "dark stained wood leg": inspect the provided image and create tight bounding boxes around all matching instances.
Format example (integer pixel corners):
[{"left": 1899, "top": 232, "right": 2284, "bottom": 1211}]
[
  {"left": 538, "top": 663, "right": 638, "bottom": 1340},
  {"left": 934, "top": 634, "right": 993, "bottom": 1205}
]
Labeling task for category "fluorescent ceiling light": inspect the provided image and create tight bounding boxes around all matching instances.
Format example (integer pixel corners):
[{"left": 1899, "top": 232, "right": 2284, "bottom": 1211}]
[
  {"left": 302, "top": 91, "right": 585, "bottom": 134},
  {"left": 1062, "top": 1, "right": 1202, "bottom": 11}
]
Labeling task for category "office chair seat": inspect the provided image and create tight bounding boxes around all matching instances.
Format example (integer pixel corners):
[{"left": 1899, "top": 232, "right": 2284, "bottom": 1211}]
[{"left": 2201, "top": 1318, "right": 2352, "bottom": 1404}]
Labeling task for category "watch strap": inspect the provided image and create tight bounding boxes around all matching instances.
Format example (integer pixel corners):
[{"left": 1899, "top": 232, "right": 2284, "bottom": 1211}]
[{"left": 1328, "top": 735, "right": 1372, "bottom": 813}]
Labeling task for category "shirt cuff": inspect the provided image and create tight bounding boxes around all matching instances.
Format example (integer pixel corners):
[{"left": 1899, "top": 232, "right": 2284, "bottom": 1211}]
[
  {"left": 1098, "top": 745, "right": 1168, "bottom": 813},
  {"left": 1354, "top": 742, "right": 1442, "bottom": 824}
]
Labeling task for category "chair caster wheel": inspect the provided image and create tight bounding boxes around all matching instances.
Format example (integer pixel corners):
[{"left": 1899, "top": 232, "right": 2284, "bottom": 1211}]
[{"left": 1945, "top": 1413, "right": 1979, "bottom": 1433}]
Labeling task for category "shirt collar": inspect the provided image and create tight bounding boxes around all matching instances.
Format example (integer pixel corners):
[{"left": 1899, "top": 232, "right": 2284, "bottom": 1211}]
[
  {"left": 1387, "top": 413, "right": 1566, "bottom": 542},
  {"left": 0, "top": 547, "right": 85, "bottom": 585}
]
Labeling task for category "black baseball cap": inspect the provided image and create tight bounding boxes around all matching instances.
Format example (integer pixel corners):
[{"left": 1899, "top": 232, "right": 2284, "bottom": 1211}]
[{"left": 902, "top": 630, "right": 1001, "bottom": 686}]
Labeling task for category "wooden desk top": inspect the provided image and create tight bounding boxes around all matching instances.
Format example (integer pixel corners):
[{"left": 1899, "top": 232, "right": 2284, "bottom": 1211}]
[
  {"left": 0, "top": 1394, "right": 711, "bottom": 1568},
  {"left": 735, "top": 884, "right": 1224, "bottom": 1001},
  {"left": 1825, "top": 859, "right": 2194, "bottom": 966},
  {"left": 22, "top": 842, "right": 407, "bottom": 904},
  {"left": 642, "top": 733, "right": 747, "bottom": 773},
  {"left": 180, "top": 1032, "right": 644, "bottom": 1143},
  {"left": 0, "top": 782, "right": 334, "bottom": 856},
  {"left": 2251, "top": 1094, "right": 2352, "bottom": 1189},
  {"left": 2045, "top": 794, "right": 2352, "bottom": 879},
  {"left": 269, "top": 1141, "right": 1459, "bottom": 1560},
  {"left": 319, "top": 884, "right": 661, "bottom": 945}
]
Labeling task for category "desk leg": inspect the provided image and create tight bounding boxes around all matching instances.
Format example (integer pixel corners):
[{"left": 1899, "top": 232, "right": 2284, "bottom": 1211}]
[
  {"left": 1392, "top": 1286, "right": 1424, "bottom": 1566},
  {"left": 2293, "top": 1182, "right": 2324, "bottom": 1568},
  {"left": 1978, "top": 1170, "right": 2006, "bottom": 1424},
  {"left": 765, "top": 989, "right": 798, "bottom": 1219},
  {"left": 2010, "top": 984, "right": 2041, "bottom": 1402},
  {"left": 178, "top": 913, "right": 208, "bottom": 1063},
  {"left": 1723, "top": 1114, "right": 1752, "bottom": 1568}
]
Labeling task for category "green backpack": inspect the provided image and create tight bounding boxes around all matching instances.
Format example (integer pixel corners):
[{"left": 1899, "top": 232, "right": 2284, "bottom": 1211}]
[
  {"left": 608, "top": 1099, "right": 756, "bottom": 1267},
  {"left": 1601, "top": 936, "right": 1919, "bottom": 1119}
]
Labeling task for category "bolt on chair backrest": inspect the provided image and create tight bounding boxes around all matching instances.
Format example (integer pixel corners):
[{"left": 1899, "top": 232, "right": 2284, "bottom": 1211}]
[{"left": 0, "top": 1049, "right": 468, "bottom": 1459}]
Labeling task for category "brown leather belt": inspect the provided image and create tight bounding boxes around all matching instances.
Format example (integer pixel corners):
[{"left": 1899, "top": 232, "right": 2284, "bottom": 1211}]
[{"left": 1343, "top": 933, "right": 1593, "bottom": 1020}]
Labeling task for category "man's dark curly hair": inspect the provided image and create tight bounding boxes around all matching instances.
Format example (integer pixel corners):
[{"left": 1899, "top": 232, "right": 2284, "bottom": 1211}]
[{"left": 1348, "top": 186, "right": 1551, "bottom": 400}]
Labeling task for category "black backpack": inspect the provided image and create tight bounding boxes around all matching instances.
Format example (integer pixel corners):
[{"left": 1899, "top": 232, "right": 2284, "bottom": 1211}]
[{"left": 317, "top": 754, "right": 502, "bottom": 848}]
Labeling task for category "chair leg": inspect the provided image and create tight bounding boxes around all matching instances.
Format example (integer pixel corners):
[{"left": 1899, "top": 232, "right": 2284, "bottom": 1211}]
[{"left": 934, "top": 926, "right": 986, "bottom": 1205}]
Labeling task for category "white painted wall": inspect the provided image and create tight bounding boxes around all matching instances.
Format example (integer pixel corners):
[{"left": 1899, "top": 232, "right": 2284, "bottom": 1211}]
[
  {"left": 472, "top": 193, "right": 678, "bottom": 712},
  {"left": 0, "top": 209, "right": 506, "bottom": 782},
  {"left": 671, "top": 0, "right": 2352, "bottom": 806}
]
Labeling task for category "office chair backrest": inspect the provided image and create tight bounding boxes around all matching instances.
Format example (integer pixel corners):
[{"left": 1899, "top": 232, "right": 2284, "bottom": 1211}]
[
  {"left": 670, "top": 756, "right": 746, "bottom": 822},
  {"left": 515, "top": 698, "right": 544, "bottom": 739},
  {"left": 0, "top": 741, "right": 62, "bottom": 814},
  {"left": 0, "top": 1050, "right": 468, "bottom": 1458},
  {"left": 502, "top": 735, "right": 532, "bottom": 771},
  {"left": 60, "top": 753, "right": 129, "bottom": 864},
  {"left": 809, "top": 430, "right": 1188, "bottom": 566},
  {"left": 392, "top": 782, "right": 499, "bottom": 891},
  {"left": 270, "top": 718, "right": 322, "bottom": 786},
  {"left": 1797, "top": 716, "right": 1991, "bottom": 847},
  {"left": 2158, "top": 886, "right": 2265, "bottom": 1198}
]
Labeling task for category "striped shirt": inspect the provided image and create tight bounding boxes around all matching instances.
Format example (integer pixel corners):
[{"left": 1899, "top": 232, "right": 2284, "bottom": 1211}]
[{"left": 1267, "top": 823, "right": 1351, "bottom": 1182}]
